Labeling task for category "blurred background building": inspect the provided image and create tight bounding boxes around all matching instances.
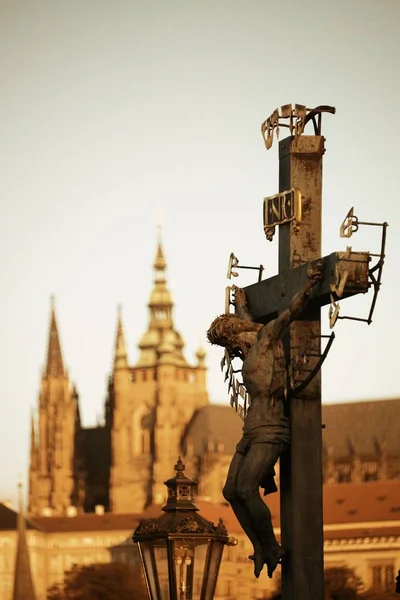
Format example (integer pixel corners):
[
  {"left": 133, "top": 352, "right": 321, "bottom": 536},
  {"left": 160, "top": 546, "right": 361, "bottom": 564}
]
[
  {"left": 1, "top": 240, "right": 399, "bottom": 600},
  {"left": 26, "top": 240, "right": 400, "bottom": 519}
]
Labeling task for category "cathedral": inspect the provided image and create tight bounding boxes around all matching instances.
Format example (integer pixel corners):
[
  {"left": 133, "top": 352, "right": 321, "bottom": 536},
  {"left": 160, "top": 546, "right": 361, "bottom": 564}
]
[
  {"left": 27, "top": 239, "right": 400, "bottom": 518},
  {"left": 28, "top": 239, "right": 212, "bottom": 516}
]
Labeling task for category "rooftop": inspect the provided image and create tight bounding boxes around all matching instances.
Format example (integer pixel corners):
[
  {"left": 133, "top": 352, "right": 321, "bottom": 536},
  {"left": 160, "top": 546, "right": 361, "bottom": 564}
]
[{"left": 2, "top": 479, "right": 398, "bottom": 536}]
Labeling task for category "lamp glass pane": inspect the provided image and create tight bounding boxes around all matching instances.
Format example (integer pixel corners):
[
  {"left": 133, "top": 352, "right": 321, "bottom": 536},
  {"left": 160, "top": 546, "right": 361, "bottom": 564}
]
[
  {"left": 202, "top": 540, "right": 224, "bottom": 600},
  {"left": 154, "top": 542, "right": 170, "bottom": 600},
  {"left": 140, "top": 540, "right": 170, "bottom": 600},
  {"left": 139, "top": 542, "right": 159, "bottom": 600},
  {"left": 173, "top": 538, "right": 209, "bottom": 600}
]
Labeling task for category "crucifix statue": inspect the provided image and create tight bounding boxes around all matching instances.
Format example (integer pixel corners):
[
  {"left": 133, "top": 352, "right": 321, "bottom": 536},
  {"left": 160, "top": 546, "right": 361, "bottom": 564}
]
[
  {"left": 208, "top": 104, "right": 387, "bottom": 599},
  {"left": 207, "top": 260, "right": 323, "bottom": 578}
]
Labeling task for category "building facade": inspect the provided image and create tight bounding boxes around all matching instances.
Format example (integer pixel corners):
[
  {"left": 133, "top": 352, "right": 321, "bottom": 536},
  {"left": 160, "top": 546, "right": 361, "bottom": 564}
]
[
  {"left": 2, "top": 480, "right": 400, "bottom": 600},
  {"left": 1, "top": 237, "right": 398, "bottom": 599}
]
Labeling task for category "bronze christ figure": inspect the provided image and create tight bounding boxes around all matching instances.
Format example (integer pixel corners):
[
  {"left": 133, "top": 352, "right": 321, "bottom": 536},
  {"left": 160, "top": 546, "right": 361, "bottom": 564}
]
[{"left": 207, "top": 260, "right": 322, "bottom": 579}]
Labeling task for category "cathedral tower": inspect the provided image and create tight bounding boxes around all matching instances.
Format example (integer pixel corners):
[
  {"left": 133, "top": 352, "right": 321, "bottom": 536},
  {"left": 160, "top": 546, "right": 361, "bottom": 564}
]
[
  {"left": 28, "top": 299, "right": 82, "bottom": 516},
  {"left": 109, "top": 238, "right": 209, "bottom": 513}
]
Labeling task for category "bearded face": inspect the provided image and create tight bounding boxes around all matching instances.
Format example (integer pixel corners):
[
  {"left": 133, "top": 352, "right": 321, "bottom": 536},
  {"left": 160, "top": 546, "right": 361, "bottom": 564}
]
[{"left": 207, "top": 313, "right": 259, "bottom": 356}]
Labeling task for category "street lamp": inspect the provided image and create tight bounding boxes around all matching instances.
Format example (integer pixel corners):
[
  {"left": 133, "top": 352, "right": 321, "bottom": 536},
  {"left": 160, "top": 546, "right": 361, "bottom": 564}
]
[{"left": 133, "top": 457, "right": 236, "bottom": 600}]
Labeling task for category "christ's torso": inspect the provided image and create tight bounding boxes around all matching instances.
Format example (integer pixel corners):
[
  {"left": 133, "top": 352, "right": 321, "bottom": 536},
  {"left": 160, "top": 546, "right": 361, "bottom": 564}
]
[{"left": 242, "top": 336, "right": 289, "bottom": 437}]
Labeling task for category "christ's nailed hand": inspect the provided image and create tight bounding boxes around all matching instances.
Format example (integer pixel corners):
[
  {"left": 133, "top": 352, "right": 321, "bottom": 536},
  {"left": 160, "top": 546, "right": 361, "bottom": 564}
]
[{"left": 232, "top": 285, "right": 247, "bottom": 308}]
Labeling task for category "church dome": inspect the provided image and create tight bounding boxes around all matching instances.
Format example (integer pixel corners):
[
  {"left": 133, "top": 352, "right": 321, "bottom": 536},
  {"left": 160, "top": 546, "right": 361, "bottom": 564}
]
[
  {"left": 196, "top": 345, "right": 206, "bottom": 360},
  {"left": 149, "top": 287, "right": 172, "bottom": 307},
  {"left": 139, "top": 329, "right": 160, "bottom": 349},
  {"left": 157, "top": 340, "right": 175, "bottom": 354},
  {"left": 158, "top": 330, "right": 177, "bottom": 354}
]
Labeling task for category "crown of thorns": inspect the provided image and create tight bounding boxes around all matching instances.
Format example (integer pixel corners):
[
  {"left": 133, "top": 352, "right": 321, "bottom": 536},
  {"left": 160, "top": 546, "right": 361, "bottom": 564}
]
[
  {"left": 207, "top": 314, "right": 236, "bottom": 345},
  {"left": 207, "top": 313, "right": 256, "bottom": 347}
]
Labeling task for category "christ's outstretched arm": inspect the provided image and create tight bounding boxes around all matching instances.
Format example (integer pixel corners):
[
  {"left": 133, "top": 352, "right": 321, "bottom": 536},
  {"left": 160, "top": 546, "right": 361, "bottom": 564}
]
[{"left": 257, "top": 260, "right": 323, "bottom": 344}]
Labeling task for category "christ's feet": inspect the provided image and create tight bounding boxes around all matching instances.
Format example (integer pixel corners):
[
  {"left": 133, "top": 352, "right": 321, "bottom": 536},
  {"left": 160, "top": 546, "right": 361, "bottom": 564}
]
[
  {"left": 249, "top": 545, "right": 286, "bottom": 579},
  {"left": 264, "top": 545, "right": 286, "bottom": 578},
  {"left": 248, "top": 549, "right": 264, "bottom": 578}
]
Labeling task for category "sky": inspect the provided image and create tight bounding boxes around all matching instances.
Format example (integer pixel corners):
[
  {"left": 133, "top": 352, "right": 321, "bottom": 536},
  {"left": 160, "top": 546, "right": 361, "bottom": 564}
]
[{"left": 0, "top": 0, "right": 399, "bottom": 504}]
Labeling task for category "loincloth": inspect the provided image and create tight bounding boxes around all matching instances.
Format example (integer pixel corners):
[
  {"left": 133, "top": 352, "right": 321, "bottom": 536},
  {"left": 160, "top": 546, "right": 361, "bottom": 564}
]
[{"left": 236, "top": 423, "right": 290, "bottom": 496}]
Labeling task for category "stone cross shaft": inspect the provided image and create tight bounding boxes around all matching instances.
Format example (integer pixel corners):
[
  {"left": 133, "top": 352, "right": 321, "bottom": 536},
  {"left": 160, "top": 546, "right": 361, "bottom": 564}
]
[{"left": 240, "top": 134, "right": 368, "bottom": 600}]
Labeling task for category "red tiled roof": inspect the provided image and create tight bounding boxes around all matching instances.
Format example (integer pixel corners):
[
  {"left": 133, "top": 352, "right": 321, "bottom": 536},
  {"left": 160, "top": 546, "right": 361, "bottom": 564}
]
[
  {"left": 322, "top": 398, "right": 400, "bottom": 459},
  {"left": 322, "top": 480, "right": 400, "bottom": 524},
  {"left": 140, "top": 480, "right": 400, "bottom": 535},
  {"left": 31, "top": 513, "right": 142, "bottom": 533},
  {"left": 4, "top": 480, "right": 399, "bottom": 537},
  {"left": 0, "top": 504, "right": 43, "bottom": 532}
]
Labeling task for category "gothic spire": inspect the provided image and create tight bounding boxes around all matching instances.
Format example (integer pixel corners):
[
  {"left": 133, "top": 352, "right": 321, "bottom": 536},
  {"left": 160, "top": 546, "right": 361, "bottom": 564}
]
[
  {"left": 29, "top": 412, "right": 37, "bottom": 472},
  {"left": 12, "top": 483, "right": 36, "bottom": 600},
  {"left": 154, "top": 240, "right": 167, "bottom": 272},
  {"left": 45, "top": 297, "right": 65, "bottom": 378},
  {"left": 149, "top": 239, "right": 173, "bottom": 329},
  {"left": 114, "top": 305, "right": 128, "bottom": 370}
]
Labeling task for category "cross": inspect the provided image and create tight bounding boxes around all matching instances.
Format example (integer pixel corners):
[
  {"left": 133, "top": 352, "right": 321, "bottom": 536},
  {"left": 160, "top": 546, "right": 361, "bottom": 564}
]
[{"left": 233, "top": 105, "right": 373, "bottom": 600}]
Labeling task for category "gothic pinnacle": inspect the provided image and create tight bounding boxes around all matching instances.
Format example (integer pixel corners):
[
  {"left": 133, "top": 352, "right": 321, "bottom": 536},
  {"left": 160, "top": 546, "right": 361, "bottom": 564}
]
[
  {"left": 29, "top": 412, "right": 37, "bottom": 472},
  {"left": 114, "top": 305, "right": 128, "bottom": 370},
  {"left": 154, "top": 240, "right": 167, "bottom": 273},
  {"left": 45, "top": 297, "right": 65, "bottom": 378}
]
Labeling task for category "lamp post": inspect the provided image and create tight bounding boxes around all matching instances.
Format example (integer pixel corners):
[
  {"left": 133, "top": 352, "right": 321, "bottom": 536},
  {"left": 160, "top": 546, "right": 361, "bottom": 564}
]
[{"left": 133, "top": 457, "right": 236, "bottom": 600}]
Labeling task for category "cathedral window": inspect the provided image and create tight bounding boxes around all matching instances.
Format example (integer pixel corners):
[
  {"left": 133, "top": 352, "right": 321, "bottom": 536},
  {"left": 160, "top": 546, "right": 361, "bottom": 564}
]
[
  {"left": 141, "top": 430, "right": 150, "bottom": 454},
  {"left": 142, "top": 370, "right": 147, "bottom": 382},
  {"left": 128, "top": 426, "right": 133, "bottom": 463}
]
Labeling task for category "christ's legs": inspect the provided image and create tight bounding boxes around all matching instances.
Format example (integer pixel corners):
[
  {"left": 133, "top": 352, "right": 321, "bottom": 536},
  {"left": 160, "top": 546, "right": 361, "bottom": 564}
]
[
  {"left": 236, "top": 442, "right": 286, "bottom": 578},
  {"left": 222, "top": 452, "right": 263, "bottom": 566}
]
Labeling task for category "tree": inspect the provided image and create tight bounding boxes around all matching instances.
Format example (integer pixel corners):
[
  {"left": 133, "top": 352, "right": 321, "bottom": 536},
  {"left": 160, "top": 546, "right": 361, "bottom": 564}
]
[
  {"left": 324, "top": 566, "right": 363, "bottom": 600},
  {"left": 47, "top": 562, "right": 148, "bottom": 600}
]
